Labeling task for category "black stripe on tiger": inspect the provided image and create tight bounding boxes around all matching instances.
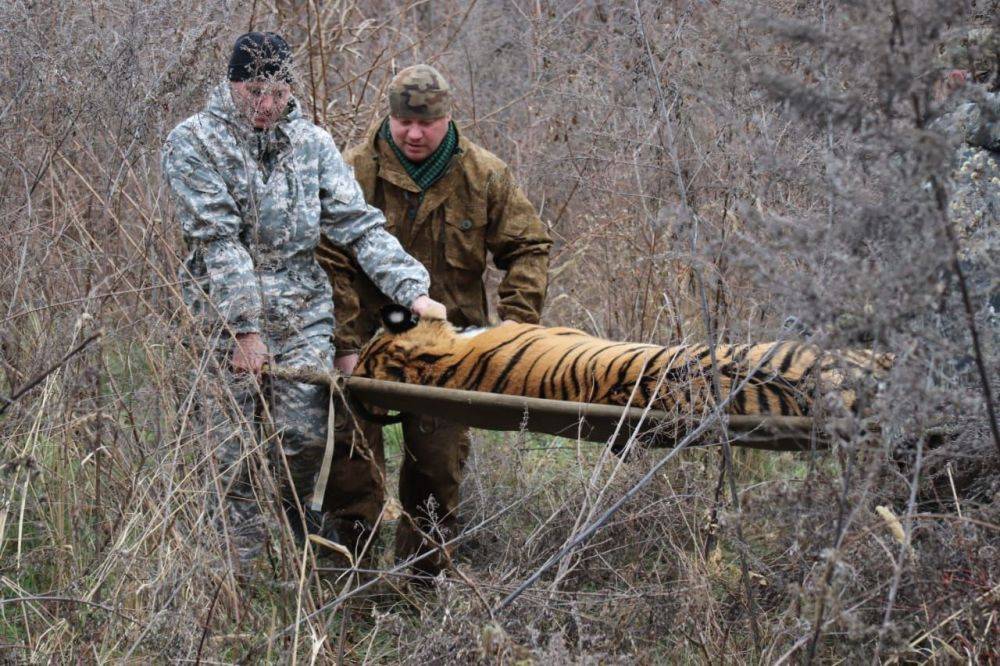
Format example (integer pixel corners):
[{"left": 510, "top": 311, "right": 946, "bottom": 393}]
[
  {"left": 600, "top": 345, "right": 656, "bottom": 383},
  {"left": 433, "top": 348, "right": 478, "bottom": 387},
  {"left": 518, "top": 348, "right": 555, "bottom": 397},
  {"left": 778, "top": 342, "right": 798, "bottom": 374},
  {"left": 576, "top": 342, "right": 637, "bottom": 401},
  {"left": 488, "top": 335, "right": 549, "bottom": 394},
  {"left": 630, "top": 347, "right": 672, "bottom": 406},
  {"left": 358, "top": 337, "right": 395, "bottom": 374},
  {"left": 543, "top": 342, "right": 590, "bottom": 399},
  {"left": 565, "top": 341, "right": 624, "bottom": 398},
  {"left": 354, "top": 319, "right": 891, "bottom": 420},
  {"left": 458, "top": 327, "right": 543, "bottom": 390},
  {"left": 603, "top": 347, "right": 659, "bottom": 402}
]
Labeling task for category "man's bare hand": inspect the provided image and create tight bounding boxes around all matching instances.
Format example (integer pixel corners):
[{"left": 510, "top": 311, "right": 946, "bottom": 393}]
[
  {"left": 410, "top": 295, "right": 447, "bottom": 320},
  {"left": 334, "top": 353, "right": 359, "bottom": 375},
  {"left": 232, "top": 332, "right": 269, "bottom": 375}
]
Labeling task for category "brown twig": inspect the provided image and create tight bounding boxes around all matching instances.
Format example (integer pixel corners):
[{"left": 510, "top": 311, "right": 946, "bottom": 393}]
[
  {"left": 195, "top": 576, "right": 225, "bottom": 665},
  {"left": 0, "top": 331, "right": 102, "bottom": 417},
  {"left": 632, "top": 0, "right": 761, "bottom": 652},
  {"left": 494, "top": 342, "right": 784, "bottom": 612},
  {"left": 0, "top": 595, "right": 138, "bottom": 624}
]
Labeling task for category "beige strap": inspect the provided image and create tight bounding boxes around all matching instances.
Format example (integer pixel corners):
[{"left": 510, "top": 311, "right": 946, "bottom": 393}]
[{"left": 310, "top": 380, "right": 338, "bottom": 512}]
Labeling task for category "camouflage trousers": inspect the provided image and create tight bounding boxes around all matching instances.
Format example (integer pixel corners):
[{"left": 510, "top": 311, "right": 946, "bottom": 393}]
[{"left": 194, "top": 332, "right": 338, "bottom": 568}]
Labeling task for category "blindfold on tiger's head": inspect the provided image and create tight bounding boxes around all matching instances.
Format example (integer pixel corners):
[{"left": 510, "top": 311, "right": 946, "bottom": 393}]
[{"left": 380, "top": 304, "right": 419, "bottom": 333}]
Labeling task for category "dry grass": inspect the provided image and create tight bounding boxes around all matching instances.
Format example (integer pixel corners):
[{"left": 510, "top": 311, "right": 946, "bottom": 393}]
[{"left": 1, "top": 0, "right": 997, "bottom": 662}]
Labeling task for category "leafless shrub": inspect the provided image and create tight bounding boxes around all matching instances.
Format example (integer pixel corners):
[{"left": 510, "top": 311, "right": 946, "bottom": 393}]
[{"left": 1, "top": 0, "right": 996, "bottom": 662}]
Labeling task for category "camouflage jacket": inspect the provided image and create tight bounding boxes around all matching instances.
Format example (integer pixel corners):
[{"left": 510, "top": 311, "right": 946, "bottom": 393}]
[
  {"left": 162, "top": 83, "right": 430, "bottom": 345},
  {"left": 316, "top": 122, "right": 552, "bottom": 354},
  {"left": 933, "top": 90, "right": 999, "bottom": 267}
]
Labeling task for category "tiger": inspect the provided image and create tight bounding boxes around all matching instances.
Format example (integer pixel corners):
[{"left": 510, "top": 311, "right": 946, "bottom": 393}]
[{"left": 354, "top": 305, "right": 893, "bottom": 420}]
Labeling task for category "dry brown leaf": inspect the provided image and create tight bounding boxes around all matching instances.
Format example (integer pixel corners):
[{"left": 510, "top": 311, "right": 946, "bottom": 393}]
[
  {"left": 381, "top": 497, "right": 403, "bottom": 521},
  {"left": 876, "top": 505, "right": 906, "bottom": 545},
  {"left": 307, "top": 534, "right": 355, "bottom": 567}
]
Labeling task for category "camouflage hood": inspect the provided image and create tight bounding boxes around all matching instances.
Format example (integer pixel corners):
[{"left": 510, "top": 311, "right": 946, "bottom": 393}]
[
  {"left": 202, "top": 80, "right": 304, "bottom": 144},
  {"left": 161, "top": 80, "right": 430, "bottom": 343}
]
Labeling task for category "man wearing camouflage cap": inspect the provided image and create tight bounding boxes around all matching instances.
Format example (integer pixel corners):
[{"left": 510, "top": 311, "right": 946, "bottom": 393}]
[
  {"left": 317, "top": 64, "right": 552, "bottom": 576},
  {"left": 161, "top": 35, "right": 444, "bottom": 576}
]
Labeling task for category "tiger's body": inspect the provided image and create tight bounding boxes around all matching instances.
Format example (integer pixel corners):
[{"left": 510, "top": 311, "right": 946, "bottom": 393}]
[{"left": 356, "top": 308, "right": 892, "bottom": 418}]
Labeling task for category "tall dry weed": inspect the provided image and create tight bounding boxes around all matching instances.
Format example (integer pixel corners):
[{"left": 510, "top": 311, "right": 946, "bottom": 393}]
[{"left": 1, "top": 0, "right": 996, "bottom": 662}]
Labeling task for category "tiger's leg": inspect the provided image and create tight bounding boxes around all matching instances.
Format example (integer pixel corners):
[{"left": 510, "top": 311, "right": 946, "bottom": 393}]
[{"left": 395, "top": 415, "right": 471, "bottom": 577}]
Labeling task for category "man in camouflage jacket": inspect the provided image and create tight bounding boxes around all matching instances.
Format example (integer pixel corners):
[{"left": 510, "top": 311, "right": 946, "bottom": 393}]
[
  {"left": 317, "top": 64, "right": 552, "bottom": 575},
  {"left": 162, "top": 33, "right": 442, "bottom": 571}
]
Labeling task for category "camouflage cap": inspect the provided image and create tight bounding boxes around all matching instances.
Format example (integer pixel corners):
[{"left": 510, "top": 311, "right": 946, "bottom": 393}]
[
  {"left": 939, "top": 27, "right": 1000, "bottom": 77},
  {"left": 388, "top": 65, "right": 451, "bottom": 120}
]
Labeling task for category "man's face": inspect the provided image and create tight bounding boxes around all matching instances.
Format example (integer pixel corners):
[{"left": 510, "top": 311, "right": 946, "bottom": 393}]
[
  {"left": 388, "top": 115, "right": 451, "bottom": 162},
  {"left": 231, "top": 80, "right": 292, "bottom": 130}
]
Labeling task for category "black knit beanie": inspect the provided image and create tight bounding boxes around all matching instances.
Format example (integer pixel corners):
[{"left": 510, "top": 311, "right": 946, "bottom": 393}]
[{"left": 228, "top": 32, "right": 293, "bottom": 83}]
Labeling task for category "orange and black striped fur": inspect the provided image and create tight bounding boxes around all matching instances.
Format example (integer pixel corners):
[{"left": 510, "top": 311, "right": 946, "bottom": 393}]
[{"left": 356, "top": 306, "right": 892, "bottom": 418}]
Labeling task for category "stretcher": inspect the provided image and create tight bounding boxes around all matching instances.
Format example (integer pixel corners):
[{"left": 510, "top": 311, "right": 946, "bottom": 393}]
[{"left": 265, "top": 366, "right": 827, "bottom": 511}]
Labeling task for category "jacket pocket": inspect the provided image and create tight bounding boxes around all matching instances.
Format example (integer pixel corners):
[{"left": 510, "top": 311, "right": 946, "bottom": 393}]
[{"left": 443, "top": 210, "right": 487, "bottom": 273}]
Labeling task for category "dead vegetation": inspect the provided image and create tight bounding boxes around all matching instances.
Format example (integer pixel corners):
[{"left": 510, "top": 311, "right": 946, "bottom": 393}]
[{"left": 1, "top": 0, "right": 997, "bottom": 662}]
